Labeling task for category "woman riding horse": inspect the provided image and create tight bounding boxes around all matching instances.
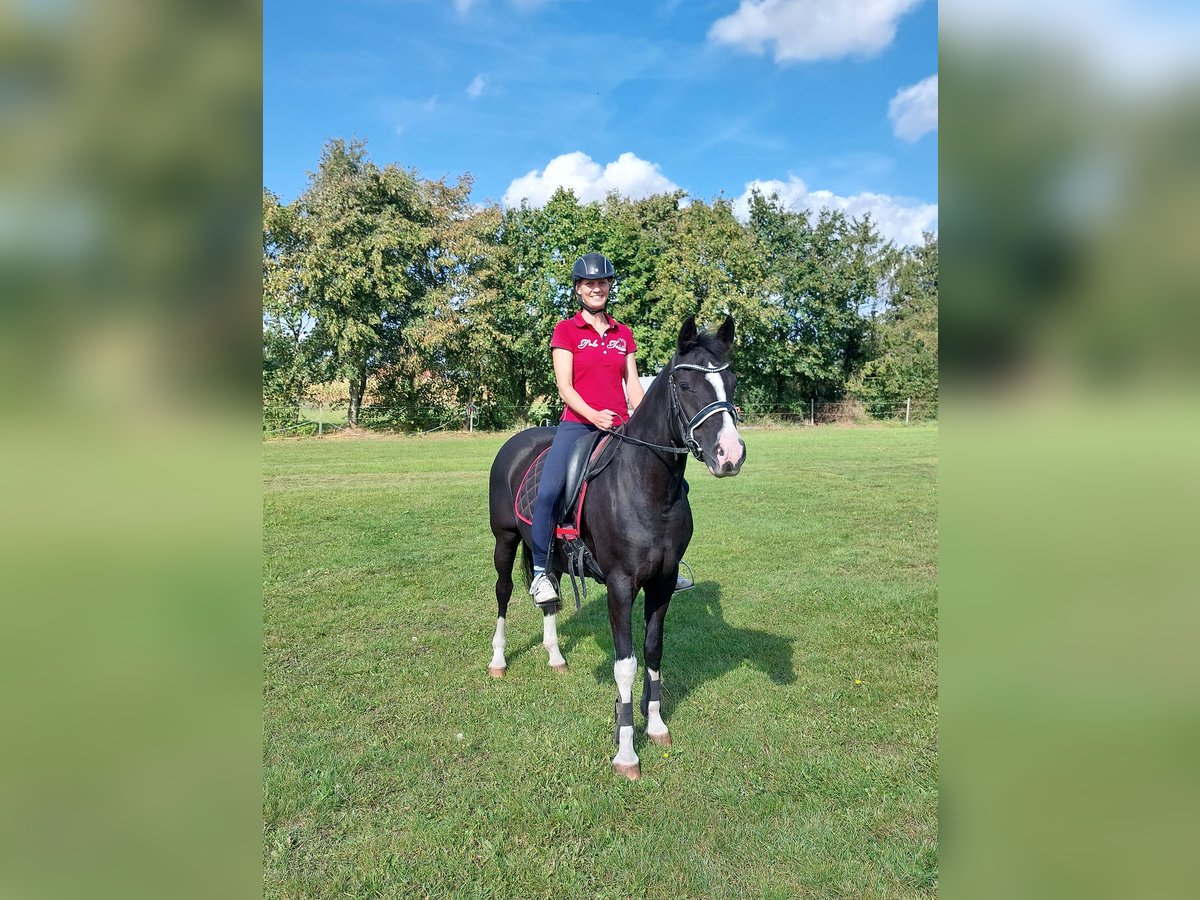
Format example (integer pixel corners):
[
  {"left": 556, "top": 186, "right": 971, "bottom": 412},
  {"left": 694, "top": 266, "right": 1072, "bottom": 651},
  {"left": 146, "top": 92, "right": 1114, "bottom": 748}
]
[
  {"left": 528, "top": 252, "right": 693, "bottom": 610},
  {"left": 489, "top": 301, "right": 746, "bottom": 778}
]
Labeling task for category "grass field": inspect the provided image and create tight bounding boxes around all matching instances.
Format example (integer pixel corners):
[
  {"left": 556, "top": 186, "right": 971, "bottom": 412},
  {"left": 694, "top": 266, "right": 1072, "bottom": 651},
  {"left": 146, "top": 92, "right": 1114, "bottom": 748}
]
[{"left": 263, "top": 424, "right": 938, "bottom": 899}]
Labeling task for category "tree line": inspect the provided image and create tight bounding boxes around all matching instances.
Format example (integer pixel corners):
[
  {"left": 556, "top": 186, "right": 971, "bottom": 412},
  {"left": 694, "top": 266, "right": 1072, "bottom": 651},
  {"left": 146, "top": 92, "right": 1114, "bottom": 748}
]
[{"left": 264, "top": 139, "right": 937, "bottom": 430}]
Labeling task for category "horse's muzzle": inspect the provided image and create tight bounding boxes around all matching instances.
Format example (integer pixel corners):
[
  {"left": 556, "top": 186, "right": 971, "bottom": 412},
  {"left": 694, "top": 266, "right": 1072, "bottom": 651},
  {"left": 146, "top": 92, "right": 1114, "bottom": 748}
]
[{"left": 708, "top": 437, "right": 746, "bottom": 477}]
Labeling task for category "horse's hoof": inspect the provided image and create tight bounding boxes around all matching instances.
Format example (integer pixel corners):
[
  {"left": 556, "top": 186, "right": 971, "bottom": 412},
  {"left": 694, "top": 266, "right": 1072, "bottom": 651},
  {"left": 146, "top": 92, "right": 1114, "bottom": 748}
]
[
  {"left": 486, "top": 666, "right": 506, "bottom": 678},
  {"left": 549, "top": 662, "right": 569, "bottom": 674},
  {"left": 648, "top": 731, "right": 672, "bottom": 746},
  {"left": 613, "top": 762, "right": 641, "bottom": 780}
]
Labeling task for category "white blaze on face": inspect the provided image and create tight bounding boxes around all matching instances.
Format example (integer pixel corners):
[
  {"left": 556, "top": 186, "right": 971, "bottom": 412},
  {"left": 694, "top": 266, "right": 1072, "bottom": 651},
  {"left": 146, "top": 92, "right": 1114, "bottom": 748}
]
[{"left": 704, "top": 372, "right": 745, "bottom": 470}]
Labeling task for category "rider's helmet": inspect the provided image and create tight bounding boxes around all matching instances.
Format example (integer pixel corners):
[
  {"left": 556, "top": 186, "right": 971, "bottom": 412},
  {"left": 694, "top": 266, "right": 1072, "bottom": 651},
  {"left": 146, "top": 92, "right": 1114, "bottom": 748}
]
[{"left": 571, "top": 252, "right": 616, "bottom": 284}]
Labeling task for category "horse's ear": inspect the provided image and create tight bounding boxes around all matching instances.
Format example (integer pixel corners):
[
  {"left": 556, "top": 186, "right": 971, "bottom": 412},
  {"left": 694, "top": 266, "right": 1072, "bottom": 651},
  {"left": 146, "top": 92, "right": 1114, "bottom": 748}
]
[
  {"left": 715, "top": 315, "right": 735, "bottom": 354},
  {"left": 677, "top": 316, "right": 699, "bottom": 354}
]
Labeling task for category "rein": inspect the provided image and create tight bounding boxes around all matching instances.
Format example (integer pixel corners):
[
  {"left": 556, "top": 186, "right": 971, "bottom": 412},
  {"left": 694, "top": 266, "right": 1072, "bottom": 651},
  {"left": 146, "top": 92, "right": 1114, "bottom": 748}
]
[{"left": 600, "top": 360, "right": 738, "bottom": 463}]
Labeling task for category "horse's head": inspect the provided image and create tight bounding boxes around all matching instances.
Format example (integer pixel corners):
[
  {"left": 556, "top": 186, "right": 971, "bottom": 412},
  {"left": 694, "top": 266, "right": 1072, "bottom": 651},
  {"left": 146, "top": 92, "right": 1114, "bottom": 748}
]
[{"left": 669, "top": 315, "right": 747, "bottom": 477}]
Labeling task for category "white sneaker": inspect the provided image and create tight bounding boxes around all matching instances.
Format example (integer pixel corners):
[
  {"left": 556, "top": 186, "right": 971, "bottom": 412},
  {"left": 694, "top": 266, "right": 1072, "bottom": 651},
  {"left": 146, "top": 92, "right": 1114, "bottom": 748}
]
[
  {"left": 674, "top": 574, "right": 695, "bottom": 592},
  {"left": 529, "top": 573, "right": 560, "bottom": 607}
]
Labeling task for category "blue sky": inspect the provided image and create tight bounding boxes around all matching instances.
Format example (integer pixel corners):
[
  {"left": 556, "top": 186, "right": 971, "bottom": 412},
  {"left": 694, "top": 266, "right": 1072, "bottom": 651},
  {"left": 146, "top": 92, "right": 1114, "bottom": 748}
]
[{"left": 264, "top": 0, "right": 938, "bottom": 245}]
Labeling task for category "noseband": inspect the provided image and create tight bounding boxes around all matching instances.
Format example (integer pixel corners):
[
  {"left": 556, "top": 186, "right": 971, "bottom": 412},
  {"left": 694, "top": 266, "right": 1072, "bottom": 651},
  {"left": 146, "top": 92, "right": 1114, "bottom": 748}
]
[{"left": 667, "top": 361, "right": 739, "bottom": 462}]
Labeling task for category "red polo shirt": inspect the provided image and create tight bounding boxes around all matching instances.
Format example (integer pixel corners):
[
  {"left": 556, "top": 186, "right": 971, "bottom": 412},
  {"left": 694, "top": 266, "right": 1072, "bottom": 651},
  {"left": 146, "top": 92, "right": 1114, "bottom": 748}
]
[{"left": 550, "top": 311, "right": 637, "bottom": 424}]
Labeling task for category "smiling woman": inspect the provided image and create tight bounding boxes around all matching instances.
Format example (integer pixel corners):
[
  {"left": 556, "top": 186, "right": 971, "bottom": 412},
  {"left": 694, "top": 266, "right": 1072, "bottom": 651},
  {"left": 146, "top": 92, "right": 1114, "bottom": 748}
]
[{"left": 526, "top": 252, "right": 645, "bottom": 610}]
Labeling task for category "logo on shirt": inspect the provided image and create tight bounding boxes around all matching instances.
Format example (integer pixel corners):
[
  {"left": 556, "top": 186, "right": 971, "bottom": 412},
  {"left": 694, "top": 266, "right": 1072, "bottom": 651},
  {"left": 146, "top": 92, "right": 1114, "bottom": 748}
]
[{"left": 575, "top": 336, "right": 629, "bottom": 352}]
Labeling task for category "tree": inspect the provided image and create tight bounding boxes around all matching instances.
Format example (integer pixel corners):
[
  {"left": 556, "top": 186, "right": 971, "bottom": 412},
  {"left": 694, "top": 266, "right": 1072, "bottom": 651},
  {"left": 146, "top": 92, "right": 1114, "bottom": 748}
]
[
  {"left": 850, "top": 233, "right": 939, "bottom": 415},
  {"left": 488, "top": 188, "right": 620, "bottom": 421},
  {"left": 264, "top": 140, "right": 938, "bottom": 432},
  {"left": 295, "top": 139, "right": 440, "bottom": 427},
  {"left": 640, "top": 198, "right": 768, "bottom": 379},
  {"left": 747, "top": 192, "right": 888, "bottom": 407},
  {"left": 405, "top": 198, "right": 513, "bottom": 429},
  {"left": 263, "top": 189, "right": 324, "bottom": 422}
]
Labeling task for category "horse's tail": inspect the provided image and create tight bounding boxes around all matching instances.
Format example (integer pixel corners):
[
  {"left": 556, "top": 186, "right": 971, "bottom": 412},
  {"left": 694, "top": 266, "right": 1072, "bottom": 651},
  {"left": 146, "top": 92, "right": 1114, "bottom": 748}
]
[{"left": 519, "top": 540, "right": 534, "bottom": 589}]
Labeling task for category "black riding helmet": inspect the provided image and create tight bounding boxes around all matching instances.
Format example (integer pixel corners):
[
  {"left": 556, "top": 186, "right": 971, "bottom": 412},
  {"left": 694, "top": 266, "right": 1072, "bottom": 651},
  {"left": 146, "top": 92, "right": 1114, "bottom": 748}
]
[{"left": 572, "top": 252, "right": 616, "bottom": 284}]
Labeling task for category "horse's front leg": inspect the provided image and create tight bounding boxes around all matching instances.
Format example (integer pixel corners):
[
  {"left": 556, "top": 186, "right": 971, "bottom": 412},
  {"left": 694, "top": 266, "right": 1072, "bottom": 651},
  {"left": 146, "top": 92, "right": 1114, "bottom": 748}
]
[
  {"left": 607, "top": 577, "right": 640, "bottom": 780},
  {"left": 641, "top": 576, "right": 673, "bottom": 746}
]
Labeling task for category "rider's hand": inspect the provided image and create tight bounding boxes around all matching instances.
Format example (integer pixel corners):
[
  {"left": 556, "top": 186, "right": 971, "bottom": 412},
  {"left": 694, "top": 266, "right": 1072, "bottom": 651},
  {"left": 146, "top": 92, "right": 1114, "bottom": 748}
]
[{"left": 591, "top": 409, "right": 616, "bottom": 429}]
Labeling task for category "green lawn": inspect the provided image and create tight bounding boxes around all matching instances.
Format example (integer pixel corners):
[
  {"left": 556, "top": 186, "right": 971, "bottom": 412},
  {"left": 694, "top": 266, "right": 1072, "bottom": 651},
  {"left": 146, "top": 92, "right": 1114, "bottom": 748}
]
[{"left": 264, "top": 424, "right": 938, "bottom": 899}]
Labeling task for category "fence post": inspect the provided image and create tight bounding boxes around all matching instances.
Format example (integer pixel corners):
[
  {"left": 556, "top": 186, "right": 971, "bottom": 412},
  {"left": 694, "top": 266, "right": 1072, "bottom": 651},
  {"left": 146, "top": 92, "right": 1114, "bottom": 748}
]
[
  {"left": 905, "top": 397, "right": 911, "bottom": 424},
  {"left": 318, "top": 404, "right": 324, "bottom": 437},
  {"left": 810, "top": 397, "right": 815, "bottom": 426}
]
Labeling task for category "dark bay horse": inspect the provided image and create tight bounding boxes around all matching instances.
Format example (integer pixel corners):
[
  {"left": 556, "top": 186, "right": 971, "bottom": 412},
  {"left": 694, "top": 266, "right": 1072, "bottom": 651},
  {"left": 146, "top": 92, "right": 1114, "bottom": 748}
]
[{"left": 487, "top": 315, "right": 746, "bottom": 779}]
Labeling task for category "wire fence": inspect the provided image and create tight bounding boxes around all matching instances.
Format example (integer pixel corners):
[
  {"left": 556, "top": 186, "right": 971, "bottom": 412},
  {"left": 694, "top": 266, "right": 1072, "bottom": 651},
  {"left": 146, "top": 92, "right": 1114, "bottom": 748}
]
[{"left": 264, "top": 398, "right": 936, "bottom": 436}]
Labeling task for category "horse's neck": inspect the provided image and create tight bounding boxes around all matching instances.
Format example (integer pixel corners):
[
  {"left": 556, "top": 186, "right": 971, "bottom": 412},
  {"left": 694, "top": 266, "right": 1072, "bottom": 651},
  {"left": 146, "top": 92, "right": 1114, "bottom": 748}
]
[
  {"left": 610, "top": 437, "right": 688, "bottom": 508},
  {"left": 625, "top": 378, "right": 679, "bottom": 450},
  {"left": 621, "top": 379, "right": 688, "bottom": 482}
]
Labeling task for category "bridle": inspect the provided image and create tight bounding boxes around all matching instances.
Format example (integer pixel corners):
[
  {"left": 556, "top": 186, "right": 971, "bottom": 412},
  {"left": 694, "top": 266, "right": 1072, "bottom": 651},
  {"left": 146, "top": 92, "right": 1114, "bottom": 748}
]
[
  {"left": 601, "top": 358, "right": 739, "bottom": 463},
  {"left": 668, "top": 361, "right": 739, "bottom": 462}
]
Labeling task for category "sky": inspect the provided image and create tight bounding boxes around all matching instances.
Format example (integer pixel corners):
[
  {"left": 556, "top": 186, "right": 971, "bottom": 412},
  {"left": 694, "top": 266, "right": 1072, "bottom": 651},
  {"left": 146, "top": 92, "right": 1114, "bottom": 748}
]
[{"left": 264, "top": 0, "right": 939, "bottom": 246}]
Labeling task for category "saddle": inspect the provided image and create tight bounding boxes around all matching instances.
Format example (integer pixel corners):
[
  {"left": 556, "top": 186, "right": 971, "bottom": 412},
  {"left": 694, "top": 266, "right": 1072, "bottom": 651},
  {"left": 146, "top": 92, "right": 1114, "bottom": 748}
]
[{"left": 514, "top": 431, "right": 619, "bottom": 606}]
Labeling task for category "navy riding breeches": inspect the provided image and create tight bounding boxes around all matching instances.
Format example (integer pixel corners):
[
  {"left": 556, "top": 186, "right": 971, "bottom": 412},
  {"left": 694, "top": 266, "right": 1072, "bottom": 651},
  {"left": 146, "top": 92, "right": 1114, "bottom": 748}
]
[{"left": 531, "top": 420, "right": 597, "bottom": 571}]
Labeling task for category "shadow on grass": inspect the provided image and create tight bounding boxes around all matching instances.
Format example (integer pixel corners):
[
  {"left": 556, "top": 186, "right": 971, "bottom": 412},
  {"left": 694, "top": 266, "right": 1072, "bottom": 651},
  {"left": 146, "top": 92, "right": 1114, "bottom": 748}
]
[{"left": 512, "top": 580, "right": 797, "bottom": 709}]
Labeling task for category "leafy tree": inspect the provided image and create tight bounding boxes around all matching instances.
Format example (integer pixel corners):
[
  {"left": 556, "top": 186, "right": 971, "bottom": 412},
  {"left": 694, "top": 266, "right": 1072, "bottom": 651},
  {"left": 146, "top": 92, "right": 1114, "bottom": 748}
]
[
  {"left": 747, "top": 192, "right": 888, "bottom": 407},
  {"left": 640, "top": 198, "right": 768, "bottom": 380},
  {"left": 263, "top": 189, "right": 324, "bottom": 422},
  {"left": 489, "top": 188, "right": 621, "bottom": 420},
  {"left": 293, "top": 139, "right": 442, "bottom": 427},
  {"left": 404, "top": 198, "right": 513, "bottom": 429},
  {"left": 600, "top": 192, "right": 685, "bottom": 372},
  {"left": 264, "top": 140, "right": 938, "bottom": 432},
  {"left": 850, "top": 234, "right": 939, "bottom": 415}
]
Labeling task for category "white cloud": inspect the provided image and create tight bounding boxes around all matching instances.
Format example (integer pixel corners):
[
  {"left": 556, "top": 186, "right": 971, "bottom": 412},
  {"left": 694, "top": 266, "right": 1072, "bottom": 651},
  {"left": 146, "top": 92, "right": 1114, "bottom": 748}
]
[
  {"left": 503, "top": 152, "right": 682, "bottom": 207},
  {"left": 733, "top": 176, "right": 937, "bottom": 246},
  {"left": 453, "top": 0, "right": 476, "bottom": 14},
  {"left": 466, "top": 74, "right": 487, "bottom": 98},
  {"left": 709, "top": 0, "right": 922, "bottom": 64},
  {"left": 889, "top": 74, "right": 937, "bottom": 142}
]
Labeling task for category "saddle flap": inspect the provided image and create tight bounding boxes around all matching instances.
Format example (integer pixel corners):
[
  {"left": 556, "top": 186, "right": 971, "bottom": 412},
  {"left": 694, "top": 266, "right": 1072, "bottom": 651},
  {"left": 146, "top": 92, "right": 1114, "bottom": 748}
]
[
  {"left": 558, "top": 431, "right": 603, "bottom": 523},
  {"left": 513, "top": 431, "right": 616, "bottom": 529}
]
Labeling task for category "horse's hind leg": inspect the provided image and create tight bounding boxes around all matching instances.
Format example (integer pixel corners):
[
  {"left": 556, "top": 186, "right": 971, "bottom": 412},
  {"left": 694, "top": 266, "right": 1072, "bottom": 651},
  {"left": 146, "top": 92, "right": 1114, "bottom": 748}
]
[
  {"left": 489, "top": 533, "right": 567, "bottom": 675},
  {"left": 542, "top": 605, "right": 567, "bottom": 673},
  {"left": 488, "top": 529, "right": 519, "bottom": 677},
  {"left": 530, "top": 543, "right": 567, "bottom": 672},
  {"left": 641, "top": 578, "right": 673, "bottom": 746}
]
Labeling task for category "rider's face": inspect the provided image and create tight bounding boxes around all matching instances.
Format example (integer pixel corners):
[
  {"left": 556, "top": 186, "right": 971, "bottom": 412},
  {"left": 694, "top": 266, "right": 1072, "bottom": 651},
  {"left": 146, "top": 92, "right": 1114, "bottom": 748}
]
[{"left": 577, "top": 278, "right": 611, "bottom": 311}]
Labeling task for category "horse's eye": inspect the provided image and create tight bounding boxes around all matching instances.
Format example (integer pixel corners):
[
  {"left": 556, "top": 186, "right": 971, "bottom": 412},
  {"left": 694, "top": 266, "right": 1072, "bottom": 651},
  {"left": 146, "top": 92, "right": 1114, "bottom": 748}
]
[{"left": 679, "top": 381, "right": 691, "bottom": 392}]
